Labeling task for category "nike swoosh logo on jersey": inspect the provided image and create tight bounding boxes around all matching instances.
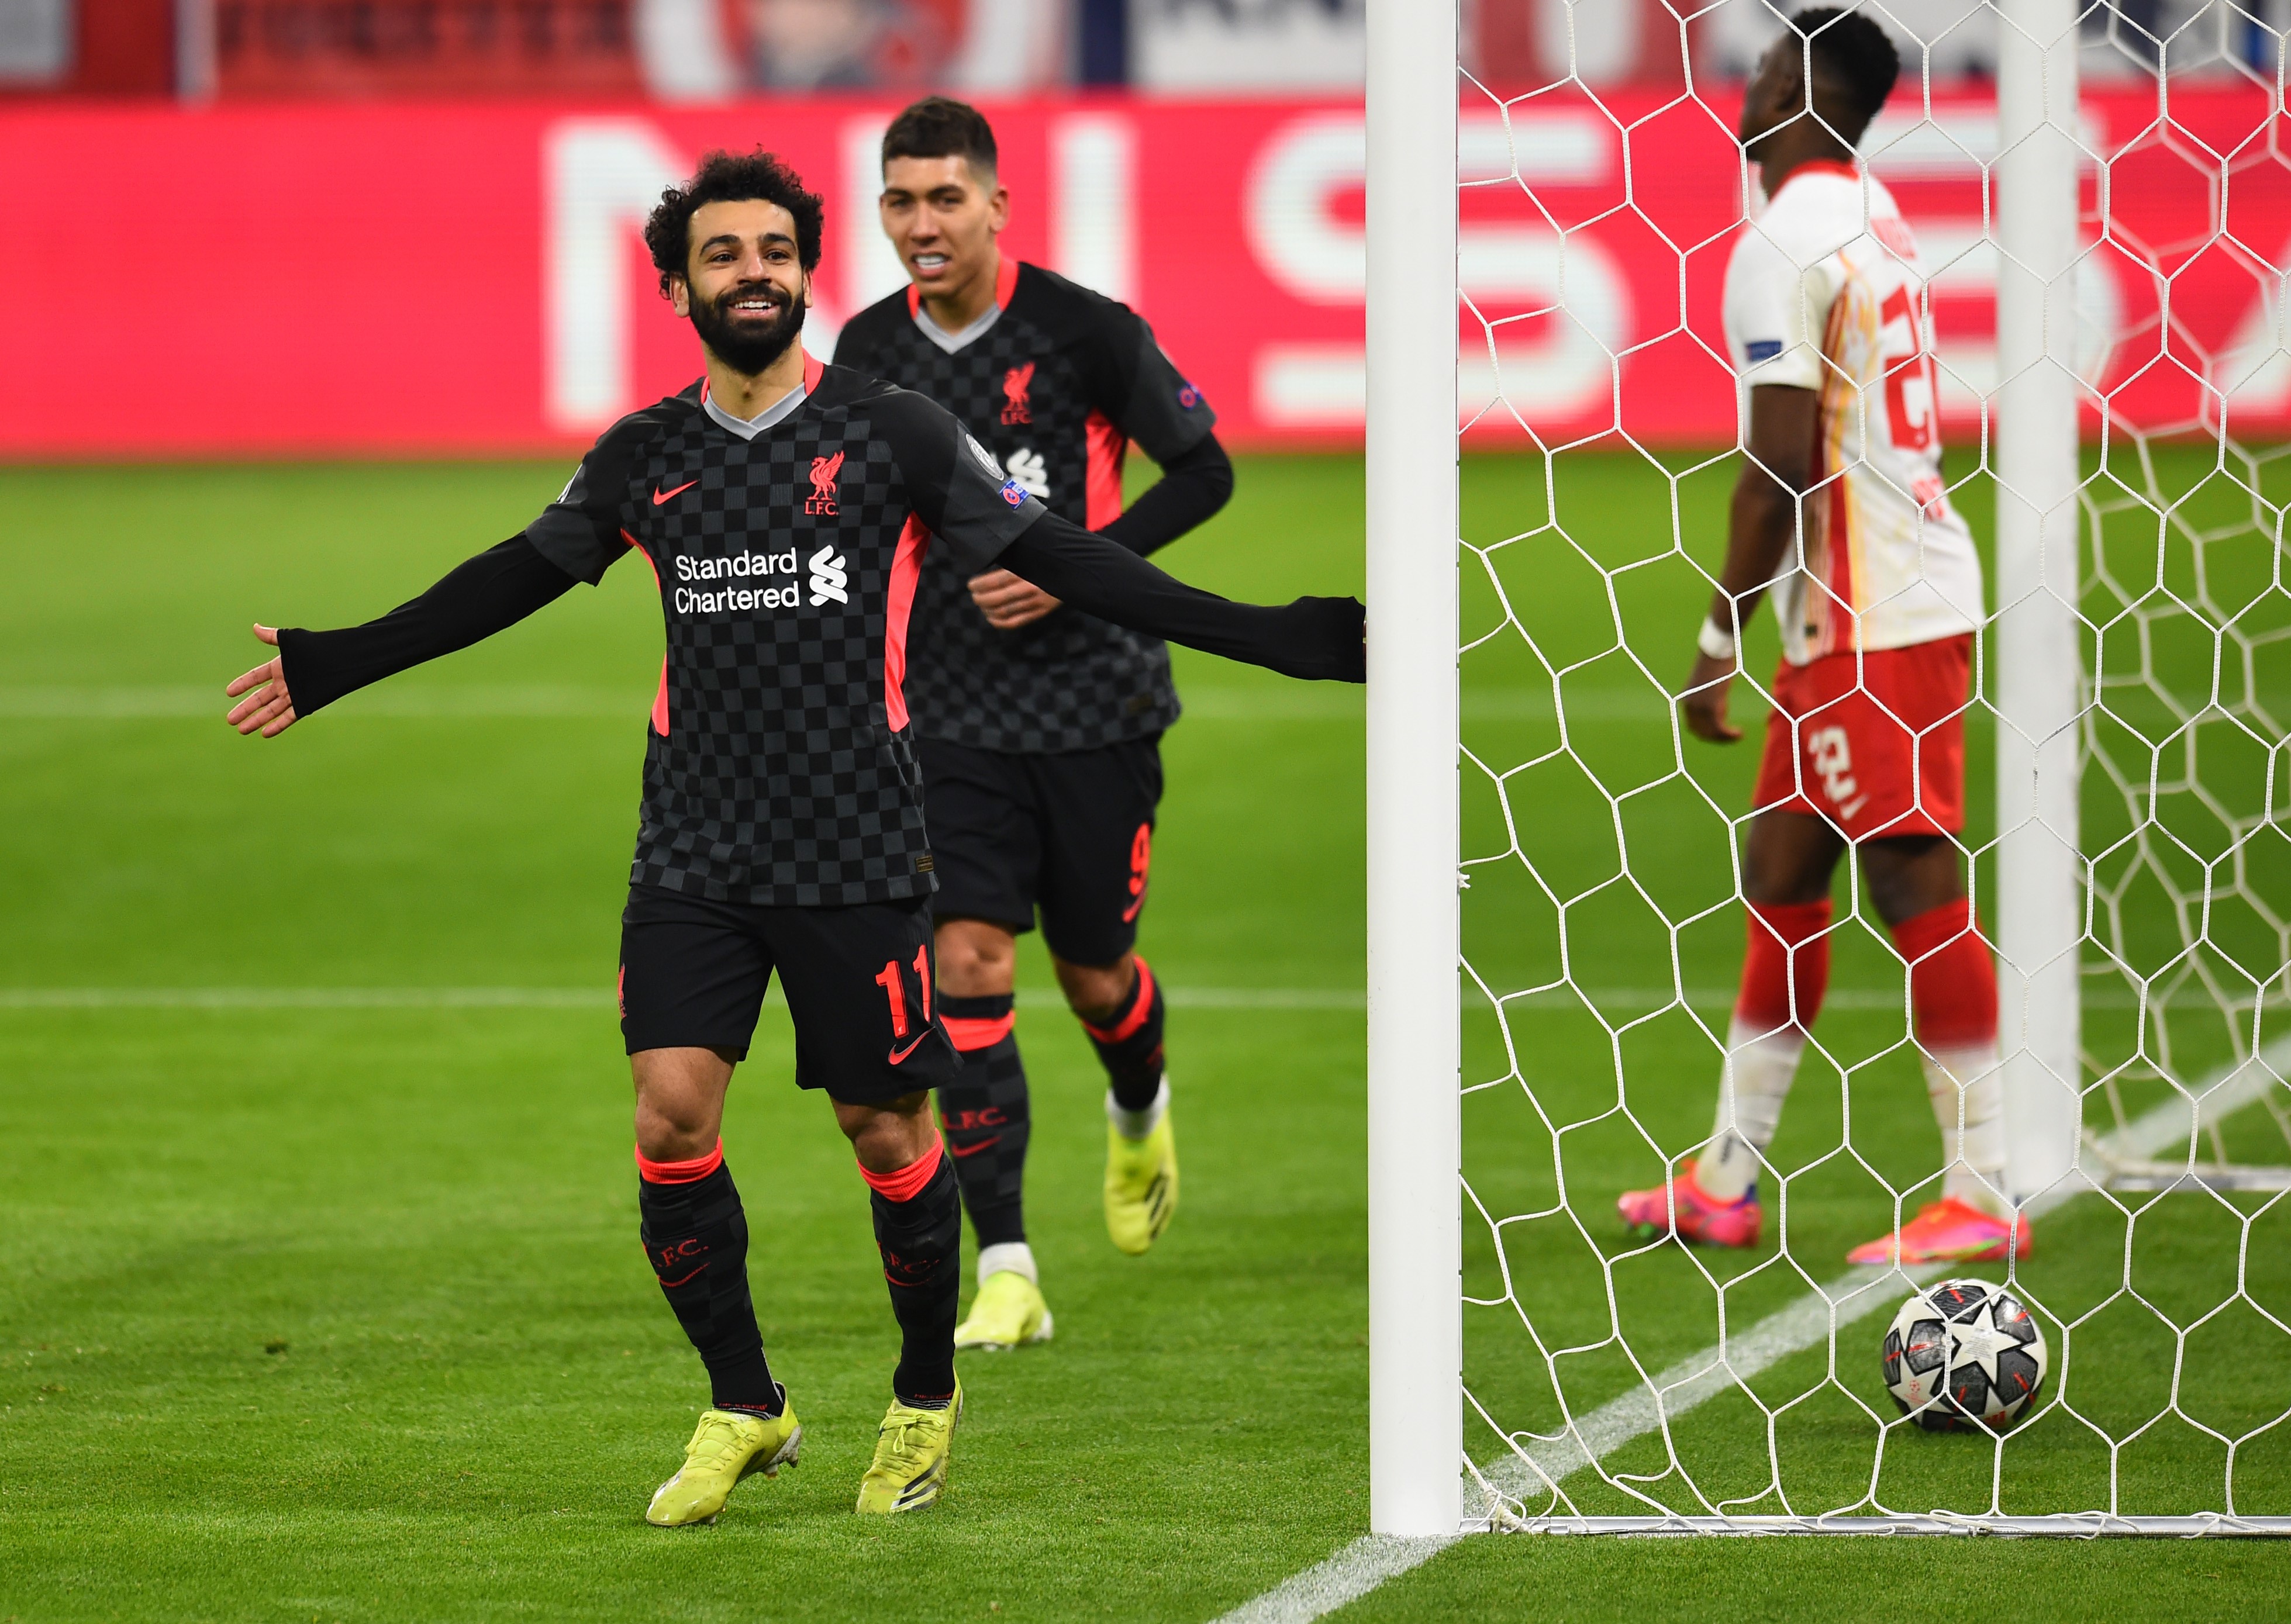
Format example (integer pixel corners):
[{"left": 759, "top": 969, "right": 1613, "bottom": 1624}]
[
  {"left": 653, "top": 480, "right": 698, "bottom": 506},
  {"left": 888, "top": 1032, "right": 933, "bottom": 1065}
]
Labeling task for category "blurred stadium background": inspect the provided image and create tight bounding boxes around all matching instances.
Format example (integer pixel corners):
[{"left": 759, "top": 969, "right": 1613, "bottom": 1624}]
[
  {"left": 8, "top": 1, "right": 2291, "bottom": 458},
  {"left": 7, "top": 1, "right": 2291, "bottom": 1617}
]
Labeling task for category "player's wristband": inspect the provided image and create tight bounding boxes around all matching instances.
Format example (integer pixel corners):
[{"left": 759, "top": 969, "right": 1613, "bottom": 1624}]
[{"left": 1696, "top": 616, "right": 1738, "bottom": 662}]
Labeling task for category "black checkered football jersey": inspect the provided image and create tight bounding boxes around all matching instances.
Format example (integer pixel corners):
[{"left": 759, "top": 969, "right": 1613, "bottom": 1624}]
[
  {"left": 524, "top": 358, "right": 1047, "bottom": 908},
  {"left": 833, "top": 261, "right": 1216, "bottom": 754}
]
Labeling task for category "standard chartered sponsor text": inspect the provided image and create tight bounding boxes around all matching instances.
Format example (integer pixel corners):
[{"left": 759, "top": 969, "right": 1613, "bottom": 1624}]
[{"left": 672, "top": 547, "right": 801, "bottom": 615}]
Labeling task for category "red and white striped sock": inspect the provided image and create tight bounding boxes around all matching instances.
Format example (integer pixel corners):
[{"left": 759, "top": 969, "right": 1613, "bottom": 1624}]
[
  {"left": 1894, "top": 897, "right": 2007, "bottom": 1217},
  {"left": 1701, "top": 900, "right": 1831, "bottom": 1203}
]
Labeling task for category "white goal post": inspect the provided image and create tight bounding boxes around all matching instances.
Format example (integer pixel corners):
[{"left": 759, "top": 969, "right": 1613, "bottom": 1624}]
[
  {"left": 1364, "top": 0, "right": 1462, "bottom": 1541},
  {"left": 1365, "top": 0, "right": 2291, "bottom": 1539},
  {"left": 1992, "top": 0, "right": 2085, "bottom": 1205}
]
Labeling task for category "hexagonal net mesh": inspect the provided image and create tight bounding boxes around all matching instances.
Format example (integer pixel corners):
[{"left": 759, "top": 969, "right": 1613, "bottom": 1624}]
[{"left": 1453, "top": 1, "right": 2291, "bottom": 1533}]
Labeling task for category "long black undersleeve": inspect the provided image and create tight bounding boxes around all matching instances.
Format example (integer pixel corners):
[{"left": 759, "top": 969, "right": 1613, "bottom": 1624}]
[
  {"left": 276, "top": 536, "right": 578, "bottom": 717},
  {"left": 1098, "top": 433, "right": 1234, "bottom": 558},
  {"left": 998, "top": 513, "right": 1362, "bottom": 683}
]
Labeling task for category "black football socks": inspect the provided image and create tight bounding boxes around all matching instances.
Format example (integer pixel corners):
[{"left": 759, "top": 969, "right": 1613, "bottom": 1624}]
[
  {"left": 1084, "top": 956, "right": 1168, "bottom": 1120},
  {"left": 936, "top": 991, "right": 1031, "bottom": 1252},
  {"left": 636, "top": 1145, "right": 782, "bottom": 1418},
  {"left": 862, "top": 1144, "right": 961, "bottom": 1409}
]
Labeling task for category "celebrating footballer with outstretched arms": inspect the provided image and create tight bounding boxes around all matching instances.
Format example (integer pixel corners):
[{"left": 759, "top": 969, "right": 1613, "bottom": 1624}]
[
  {"left": 833, "top": 99, "right": 1233, "bottom": 1351},
  {"left": 224, "top": 151, "right": 1360, "bottom": 1528},
  {"left": 1617, "top": 9, "right": 2023, "bottom": 1269}
]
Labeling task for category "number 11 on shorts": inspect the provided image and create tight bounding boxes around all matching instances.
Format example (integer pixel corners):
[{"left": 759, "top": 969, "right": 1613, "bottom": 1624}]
[{"left": 875, "top": 946, "right": 934, "bottom": 1036}]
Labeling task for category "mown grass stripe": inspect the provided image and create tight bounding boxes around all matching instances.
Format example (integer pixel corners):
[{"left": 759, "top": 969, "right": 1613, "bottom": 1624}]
[
  {"left": 0, "top": 984, "right": 2219, "bottom": 1013},
  {"left": 0, "top": 986, "right": 1364, "bottom": 1011},
  {"left": 1479, "top": 1036, "right": 2291, "bottom": 1519},
  {"left": 0, "top": 684, "right": 1676, "bottom": 723},
  {"left": 1217, "top": 1039, "right": 2291, "bottom": 1620}
]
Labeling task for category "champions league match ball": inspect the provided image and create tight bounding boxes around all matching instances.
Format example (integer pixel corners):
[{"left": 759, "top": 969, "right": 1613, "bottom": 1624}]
[{"left": 1881, "top": 1278, "right": 2048, "bottom": 1432}]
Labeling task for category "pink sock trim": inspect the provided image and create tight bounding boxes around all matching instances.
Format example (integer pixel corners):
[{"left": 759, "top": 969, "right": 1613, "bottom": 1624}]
[
  {"left": 636, "top": 1139, "right": 724, "bottom": 1184},
  {"left": 858, "top": 1138, "right": 943, "bottom": 1203},
  {"left": 1081, "top": 956, "right": 1156, "bottom": 1044},
  {"left": 944, "top": 1011, "right": 1017, "bottom": 1051}
]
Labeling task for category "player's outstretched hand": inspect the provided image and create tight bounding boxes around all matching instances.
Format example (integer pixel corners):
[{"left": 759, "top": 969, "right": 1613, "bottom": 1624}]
[
  {"left": 225, "top": 624, "right": 301, "bottom": 738},
  {"left": 1279, "top": 596, "right": 1366, "bottom": 683},
  {"left": 1681, "top": 651, "right": 1741, "bottom": 743},
  {"left": 967, "top": 568, "right": 1062, "bottom": 630}
]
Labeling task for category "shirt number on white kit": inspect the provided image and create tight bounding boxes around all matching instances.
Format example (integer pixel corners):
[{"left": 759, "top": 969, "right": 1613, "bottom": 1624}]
[{"left": 1805, "top": 725, "right": 1868, "bottom": 820}]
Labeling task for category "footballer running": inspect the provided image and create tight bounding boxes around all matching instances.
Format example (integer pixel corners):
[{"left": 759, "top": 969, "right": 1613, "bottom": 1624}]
[
  {"left": 225, "top": 151, "right": 1362, "bottom": 1525},
  {"left": 1617, "top": 9, "right": 2028, "bottom": 1268},
  {"left": 834, "top": 98, "right": 1230, "bottom": 1349}
]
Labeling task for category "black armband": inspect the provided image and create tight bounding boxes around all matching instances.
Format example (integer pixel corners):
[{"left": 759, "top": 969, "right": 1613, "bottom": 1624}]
[{"left": 277, "top": 536, "right": 576, "bottom": 716}]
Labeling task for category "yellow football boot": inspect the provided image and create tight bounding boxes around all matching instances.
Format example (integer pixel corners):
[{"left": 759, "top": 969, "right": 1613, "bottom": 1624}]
[
  {"left": 954, "top": 1268, "right": 1054, "bottom": 1351},
  {"left": 1105, "top": 1107, "right": 1178, "bottom": 1256},
  {"left": 854, "top": 1380, "right": 963, "bottom": 1514},
  {"left": 644, "top": 1402, "right": 801, "bottom": 1527}
]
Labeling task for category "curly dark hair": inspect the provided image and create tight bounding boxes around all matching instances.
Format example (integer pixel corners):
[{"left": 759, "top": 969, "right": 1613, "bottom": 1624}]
[
  {"left": 643, "top": 150, "right": 824, "bottom": 298},
  {"left": 1790, "top": 7, "right": 1900, "bottom": 134},
  {"left": 882, "top": 95, "right": 998, "bottom": 182}
]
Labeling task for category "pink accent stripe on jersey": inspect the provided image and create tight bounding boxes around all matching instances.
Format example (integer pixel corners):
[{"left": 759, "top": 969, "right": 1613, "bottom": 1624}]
[
  {"left": 858, "top": 1139, "right": 943, "bottom": 1203},
  {"left": 944, "top": 1011, "right": 1016, "bottom": 1052},
  {"left": 702, "top": 362, "right": 823, "bottom": 404},
  {"left": 636, "top": 1139, "right": 724, "bottom": 1184},
  {"left": 1817, "top": 293, "right": 1858, "bottom": 655},
  {"left": 884, "top": 516, "right": 929, "bottom": 732},
  {"left": 624, "top": 531, "right": 672, "bottom": 735},
  {"left": 1082, "top": 956, "right": 1156, "bottom": 1043},
  {"left": 907, "top": 256, "right": 1019, "bottom": 317},
  {"left": 1084, "top": 409, "right": 1128, "bottom": 530}
]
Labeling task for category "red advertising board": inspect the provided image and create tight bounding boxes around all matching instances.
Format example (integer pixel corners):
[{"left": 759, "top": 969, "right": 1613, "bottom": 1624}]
[{"left": 1, "top": 90, "right": 2285, "bottom": 458}]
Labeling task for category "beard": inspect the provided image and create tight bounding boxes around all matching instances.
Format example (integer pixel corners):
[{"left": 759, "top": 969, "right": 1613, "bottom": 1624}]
[{"left": 689, "top": 279, "right": 807, "bottom": 376}]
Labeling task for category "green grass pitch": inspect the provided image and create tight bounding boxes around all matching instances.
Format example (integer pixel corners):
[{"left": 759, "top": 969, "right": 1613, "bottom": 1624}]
[{"left": 1, "top": 452, "right": 2286, "bottom": 1620}]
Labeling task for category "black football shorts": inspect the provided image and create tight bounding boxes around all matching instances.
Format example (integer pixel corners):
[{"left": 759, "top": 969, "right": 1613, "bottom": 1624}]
[
  {"left": 617, "top": 885, "right": 958, "bottom": 1104},
  {"left": 918, "top": 732, "right": 1163, "bottom": 967}
]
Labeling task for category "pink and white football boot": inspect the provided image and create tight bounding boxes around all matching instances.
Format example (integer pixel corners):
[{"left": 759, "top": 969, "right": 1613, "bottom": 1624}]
[
  {"left": 1616, "top": 1160, "right": 1762, "bottom": 1248},
  {"left": 1847, "top": 1197, "right": 2032, "bottom": 1266}
]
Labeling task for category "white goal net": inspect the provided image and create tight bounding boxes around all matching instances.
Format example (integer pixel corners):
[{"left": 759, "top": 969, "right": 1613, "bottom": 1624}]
[{"left": 1367, "top": 0, "right": 2291, "bottom": 1537}]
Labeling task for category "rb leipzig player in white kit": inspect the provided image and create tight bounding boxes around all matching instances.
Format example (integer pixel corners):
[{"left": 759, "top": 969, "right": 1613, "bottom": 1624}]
[{"left": 1618, "top": 8, "right": 2029, "bottom": 1267}]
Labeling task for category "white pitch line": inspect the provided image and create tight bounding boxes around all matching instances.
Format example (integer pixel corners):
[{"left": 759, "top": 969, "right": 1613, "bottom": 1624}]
[
  {"left": 1216, "top": 1038, "right": 2291, "bottom": 1622},
  {"left": 1477, "top": 1266, "right": 1921, "bottom": 1507},
  {"left": 1213, "top": 1536, "right": 1458, "bottom": 1624},
  {"left": 0, "top": 984, "right": 2210, "bottom": 1014},
  {"left": 1479, "top": 1039, "right": 2291, "bottom": 1514},
  {"left": 0, "top": 986, "right": 616, "bottom": 1010},
  {"left": 0, "top": 985, "right": 1364, "bottom": 1013}
]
